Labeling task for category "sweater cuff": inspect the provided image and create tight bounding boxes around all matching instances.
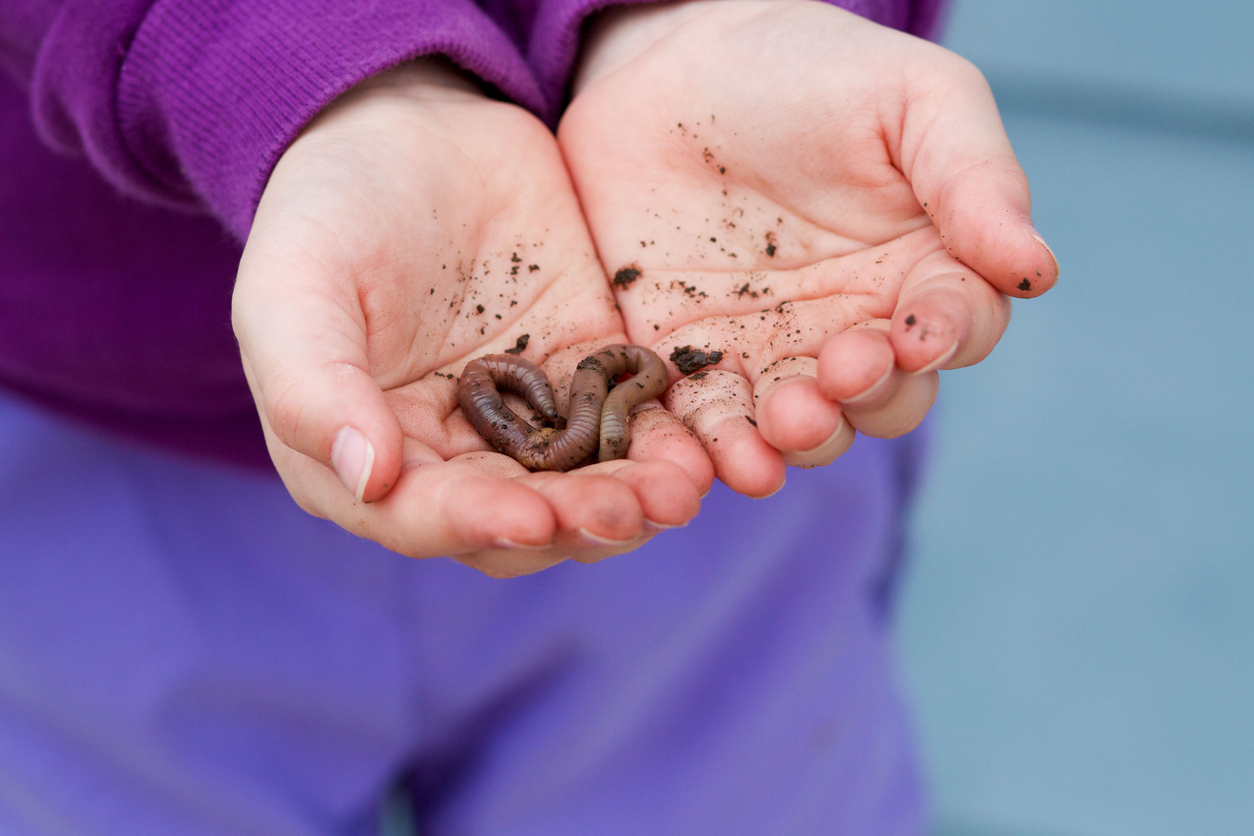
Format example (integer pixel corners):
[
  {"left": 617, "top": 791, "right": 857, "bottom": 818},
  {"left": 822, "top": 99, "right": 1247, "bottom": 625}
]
[
  {"left": 527, "top": 0, "right": 947, "bottom": 123},
  {"left": 32, "top": 0, "right": 545, "bottom": 241}
]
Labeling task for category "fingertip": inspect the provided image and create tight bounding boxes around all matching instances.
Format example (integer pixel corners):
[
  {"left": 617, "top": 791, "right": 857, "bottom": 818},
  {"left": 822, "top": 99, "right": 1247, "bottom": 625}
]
[
  {"left": 817, "top": 329, "right": 895, "bottom": 402},
  {"left": 976, "top": 221, "right": 1060, "bottom": 298},
  {"left": 708, "top": 422, "right": 787, "bottom": 499},
  {"left": 625, "top": 404, "right": 715, "bottom": 496},
  {"left": 890, "top": 286, "right": 970, "bottom": 373},
  {"left": 522, "top": 472, "right": 644, "bottom": 544},
  {"left": 677, "top": 450, "right": 715, "bottom": 498},
  {"left": 652, "top": 442, "right": 715, "bottom": 499},
  {"left": 433, "top": 470, "right": 558, "bottom": 551},
  {"left": 331, "top": 426, "right": 373, "bottom": 501},
  {"left": 1023, "top": 227, "right": 1061, "bottom": 294},
  {"left": 614, "top": 460, "right": 703, "bottom": 528},
  {"left": 939, "top": 168, "right": 1058, "bottom": 298},
  {"left": 757, "top": 376, "right": 842, "bottom": 452},
  {"left": 259, "top": 357, "right": 405, "bottom": 502},
  {"left": 332, "top": 424, "right": 403, "bottom": 503},
  {"left": 323, "top": 460, "right": 561, "bottom": 561},
  {"left": 663, "top": 369, "right": 783, "bottom": 497},
  {"left": 780, "top": 415, "right": 855, "bottom": 469},
  {"left": 843, "top": 371, "right": 938, "bottom": 439}
]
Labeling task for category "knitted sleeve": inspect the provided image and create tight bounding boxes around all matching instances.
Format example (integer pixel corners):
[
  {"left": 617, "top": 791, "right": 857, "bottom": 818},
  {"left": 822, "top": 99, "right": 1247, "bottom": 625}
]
[{"left": 9, "top": 0, "right": 546, "bottom": 239}]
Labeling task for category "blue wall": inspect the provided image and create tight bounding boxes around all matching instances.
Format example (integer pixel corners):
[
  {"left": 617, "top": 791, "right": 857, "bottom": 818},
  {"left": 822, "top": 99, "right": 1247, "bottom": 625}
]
[{"left": 898, "top": 3, "right": 1254, "bottom": 835}]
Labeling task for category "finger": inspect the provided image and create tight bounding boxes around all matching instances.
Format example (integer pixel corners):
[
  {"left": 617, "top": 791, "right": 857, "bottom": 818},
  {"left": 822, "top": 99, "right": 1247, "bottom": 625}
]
[
  {"left": 519, "top": 458, "right": 703, "bottom": 567},
  {"left": 752, "top": 357, "right": 852, "bottom": 468},
  {"left": 263, "top": 417, "right": 560, "bottom": 558},
  {"left": 391, "top": 418, "right": 697, "bottom": 579},
  {"left": 517, "top": 470, "right": 646, "bottom": 552},
  {"left": 903, "top": 54, "right": 1060, "bottom": 297},
  {"left": 234, "top": 252, "right": 403, "bottom": 503},
  {"left": 889, "top": 248, "right": 1013, "bottom": 373},
  {"left": 450, "top": 461, "right": 697, "bottom": 578},
  {"left": 665, "top": 369, "right": 786, "bottom": 498},
  {"left": 816, "top": 321, "right": 897, "bottom": 401},
  {"left": 817, "top": 325, "right": 937, "bottom": 439},
  {"left": 841, "top": 371, "right": 938, "bottom": 440},
  {"left": 623, "top": 401, "right": 715, "bottom": 497},
  {"left": 607, "top": 458, "right": 703, "bottom": 529}
]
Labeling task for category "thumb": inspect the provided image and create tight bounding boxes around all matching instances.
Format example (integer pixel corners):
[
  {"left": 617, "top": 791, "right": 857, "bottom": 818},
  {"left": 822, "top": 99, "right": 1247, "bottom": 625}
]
[
  {"left": 903, "top": 54, "right": 1060, "bottom": 298},
  {"left": 233, "top": 252, "right": 403, "bottom": 504}
]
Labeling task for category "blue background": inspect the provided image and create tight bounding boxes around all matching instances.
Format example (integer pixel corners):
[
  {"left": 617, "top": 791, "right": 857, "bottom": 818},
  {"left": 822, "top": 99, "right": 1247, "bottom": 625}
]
[{"left": 898, "top": 2, "right": 1254, "bottom": 834}]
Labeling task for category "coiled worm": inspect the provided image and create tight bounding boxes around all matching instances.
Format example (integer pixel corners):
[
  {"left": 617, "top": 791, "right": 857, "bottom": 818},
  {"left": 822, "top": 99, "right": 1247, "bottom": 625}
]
[{"left": 457, "top": 345, "right": 668, "bottom": 471}]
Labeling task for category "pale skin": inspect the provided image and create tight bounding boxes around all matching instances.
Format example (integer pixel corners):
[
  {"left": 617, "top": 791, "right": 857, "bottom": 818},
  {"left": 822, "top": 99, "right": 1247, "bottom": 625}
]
[
  {"left": 232, "top": 1, "right": 1058, "bottom": 577},
  {"left": 562, "top": 0, "right": 1057, "bottom": 496},
  {"left": 234, "top": 63, "right": 710, "bottom": 579}
]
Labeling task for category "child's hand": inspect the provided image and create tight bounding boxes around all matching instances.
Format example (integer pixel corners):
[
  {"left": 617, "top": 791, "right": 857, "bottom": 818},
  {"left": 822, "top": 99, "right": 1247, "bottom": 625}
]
[
  {"left": 559, "top": 0, "right": 1059, "bottom": 497},
  {"left": 232, "top": 61, "right": 710, "bottom": 576}
]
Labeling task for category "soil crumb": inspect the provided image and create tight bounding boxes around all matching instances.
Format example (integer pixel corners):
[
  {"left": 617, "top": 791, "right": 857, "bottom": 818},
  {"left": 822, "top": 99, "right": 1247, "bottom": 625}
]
[
  {"left": 504, "top": 333, "right": 530, "bottom": 355},
  {"left": 670, "top": 345, "right": 724, "bottom": 375},
  {"left": 613, "top": 266, "right": 642, "bottom": 289}
]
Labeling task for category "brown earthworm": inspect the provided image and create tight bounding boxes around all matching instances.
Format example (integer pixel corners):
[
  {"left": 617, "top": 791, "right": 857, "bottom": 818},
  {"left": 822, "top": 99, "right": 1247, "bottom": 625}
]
[{"left": 457, "top": 344, "right": 669, "bottom": 471}]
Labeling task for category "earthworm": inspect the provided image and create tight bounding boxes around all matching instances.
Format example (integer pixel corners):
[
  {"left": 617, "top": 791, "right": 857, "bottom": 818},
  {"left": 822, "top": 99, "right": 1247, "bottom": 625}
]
[{"left": 457, "top": 344, "right": 669, "bottom": 471}]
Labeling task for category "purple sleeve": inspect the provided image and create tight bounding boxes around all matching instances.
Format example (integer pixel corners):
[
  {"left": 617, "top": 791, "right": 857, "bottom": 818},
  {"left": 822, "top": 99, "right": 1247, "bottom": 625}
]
[
  {"left": 20, "top": 0, "right": 546, "bottom": 240},
  {"left": 523, "top": 0, "right": 948, "bottom": 121}
]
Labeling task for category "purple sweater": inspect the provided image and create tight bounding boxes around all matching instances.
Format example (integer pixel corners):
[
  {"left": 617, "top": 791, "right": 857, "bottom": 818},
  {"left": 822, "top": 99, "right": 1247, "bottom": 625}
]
[{"left": 0, "top": 0, "right": 943, "bottom": 468}]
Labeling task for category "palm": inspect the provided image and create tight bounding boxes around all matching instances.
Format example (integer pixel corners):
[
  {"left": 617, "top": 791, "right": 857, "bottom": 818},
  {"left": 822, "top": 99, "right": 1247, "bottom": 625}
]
[
  {"left": 235, "top": 66, "right": 707, "bottom": 573},
  {"left": 561, "top": 34, "right": 939, "bottom": 375},
  {"left": 325, "top": 95, "right": 626, "bottom": 462},
  {"left": 560, "top": 0, "right": 1045, "bottom": 494}
]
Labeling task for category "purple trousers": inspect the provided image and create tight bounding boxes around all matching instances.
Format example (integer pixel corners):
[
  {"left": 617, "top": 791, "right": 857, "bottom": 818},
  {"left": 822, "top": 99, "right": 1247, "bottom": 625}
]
[{"left": 0, "top": 389, "right": 927, "bottom": 835}]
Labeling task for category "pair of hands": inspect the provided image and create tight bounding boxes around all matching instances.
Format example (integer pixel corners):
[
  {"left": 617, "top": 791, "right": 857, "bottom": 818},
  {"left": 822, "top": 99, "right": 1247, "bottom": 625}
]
[{"left": 232, "top": 0, "right": 1058, "bottom": 577}]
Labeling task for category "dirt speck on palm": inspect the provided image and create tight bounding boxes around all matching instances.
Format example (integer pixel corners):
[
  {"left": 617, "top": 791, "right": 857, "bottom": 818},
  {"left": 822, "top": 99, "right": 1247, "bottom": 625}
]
[{"left": 613, "top": 266, "right": 642, "bottom": 289}]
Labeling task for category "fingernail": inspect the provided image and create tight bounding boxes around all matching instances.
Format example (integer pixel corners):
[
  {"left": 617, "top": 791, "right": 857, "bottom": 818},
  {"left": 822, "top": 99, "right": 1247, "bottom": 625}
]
[
  {"left": 493, "top": 537, "right": 549, "bottom": 551},
  {"left": 841, "top": 363, "right": 895, "bottom": 405},
  {"left": 645, "top": 518, "right": 687, "bottom": 532},
  {"left": 781, "top": 416, "right": 854, "bottom": 469},
  {"left": 755, "top": 477, "right": 786, "bottom": 499},
  {"left": 1028, "top": 228, "right": 1060, "bottom": 282},
  {"left": 331, "top": 426, "right": 374, "bottom": 502},
  {"left": 578, "top": 527, "right": 638, "bottom": 547},
  {"left": 911, "top": 341, "right": 958, "bottom": 376}
]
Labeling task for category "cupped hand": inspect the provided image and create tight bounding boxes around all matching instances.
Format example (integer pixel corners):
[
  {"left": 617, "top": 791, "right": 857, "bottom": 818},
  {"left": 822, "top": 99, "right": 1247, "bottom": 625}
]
[
  {"left": 559, "top": 0, "right": 1059, "bottom": 497},
  {"left": 233, "top": 61, "right": 710, "bottom": 577}
]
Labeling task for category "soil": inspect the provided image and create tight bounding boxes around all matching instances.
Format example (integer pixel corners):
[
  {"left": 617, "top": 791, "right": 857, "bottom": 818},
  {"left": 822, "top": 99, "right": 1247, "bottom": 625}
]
[
  {"left": 504, "top": 333, "right": 530, "bottom": 355},
  {"left": 613, "top": 266, "right": 642, "bottom": 289},
  {"left": 670, "top": 345, "right": 724, "bottom": 375}
]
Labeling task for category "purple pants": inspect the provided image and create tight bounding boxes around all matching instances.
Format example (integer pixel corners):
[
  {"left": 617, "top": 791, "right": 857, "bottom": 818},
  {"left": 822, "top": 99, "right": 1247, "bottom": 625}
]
[{"left": 0, "top": 390, "right": 926, "bottom": 835}]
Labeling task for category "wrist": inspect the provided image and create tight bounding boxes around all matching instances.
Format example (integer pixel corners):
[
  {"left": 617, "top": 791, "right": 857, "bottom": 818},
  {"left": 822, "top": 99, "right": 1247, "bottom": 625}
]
[
  {"left": 573, "top": 0, "right": 803, "bottom": 95},
  {"left": 574, "top": 1, "right": 714, "bottom": 95},
  {"left": 307, "top": 58, "right": 487, "bottom": 131}
]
